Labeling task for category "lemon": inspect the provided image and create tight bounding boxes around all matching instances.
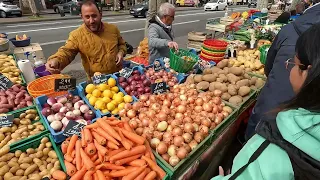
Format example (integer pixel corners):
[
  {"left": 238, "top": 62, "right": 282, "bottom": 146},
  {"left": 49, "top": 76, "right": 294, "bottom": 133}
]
[
  {"left": 85, "top": 84, "right": 95, "bottom": 94},
  {"left": 114, "top": 95, "right": 124, "bottom": 104},
  {"left": 89, "top": 96, "right": 97, "bottom": 106},
  {"left": 102, "top": 96, "right": 111, "bottom": 103},
  {"left": 111, "top": 108, "right": 119, "bottom": 115},
  {"left": 101, "top": 109, "right": 109, "bottom": 114},
  {"left": 118, "top": 102, "right": 125, "bottom": 110},
  {"left": 98, "top": 84, "right": 109, "bottom": 91},
  {"left": 108, "top": 78, "right": 116, "bottom": 87},
  {"left": 111, "top": 100, "right": 119, "bottom": 106},
  {"left": 111, "top": 86, "right": 119, "bottom": 93},
  {"left": 102, "top": 90, "right": 113, "bottom": 98},
  {"left": 95, "top": 100, "right": 105, "bottom": 110},
  {"left": 123, "top": 95, "right": 133, "bottom": 103},
  {"left": 86, "top": 94, "right": 92, "bottom": 99},
  {"left": 107, "top": 102, "right": 116, "bottom": 111},
  {"left": 92, "top": 89, "right": 102, "bottom": 98},
  {"left": 117, "top": 92, "right": 125, "bottom": 97}
]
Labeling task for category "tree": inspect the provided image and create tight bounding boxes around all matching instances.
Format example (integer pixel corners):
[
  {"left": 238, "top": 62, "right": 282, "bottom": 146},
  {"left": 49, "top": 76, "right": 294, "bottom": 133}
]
[
  {"left": 257, "top": 0, "right": 268, "bottom": 9},
  {"left": 27, "top": 0, "right": 39, "bottom": 17}
]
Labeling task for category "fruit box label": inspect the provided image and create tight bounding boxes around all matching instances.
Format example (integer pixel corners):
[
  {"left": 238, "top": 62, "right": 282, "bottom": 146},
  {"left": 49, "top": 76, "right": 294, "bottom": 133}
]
[
  {"left": 54, "top": 78, "right": 76, "bottom": 92},
  {"left": 153, "top": 60, "right": 163, "bottom": 72},
  {"left": 119, "top": 68, "right": 133, "bottom": 78},
  {"left": 92, "top": 74, "right": 108, "bottom": 85},
  {"left": 63, "top": 121, "right": 86, "bottom": 137},
  {"left": 0, "top": 73, "right": 13, "bottom": 91},
  {"left": 151, "top": 82, "right": 167, "bottom": 94},
  {"left": 0, "top": 114, "right": 14, "bottom": 128}
]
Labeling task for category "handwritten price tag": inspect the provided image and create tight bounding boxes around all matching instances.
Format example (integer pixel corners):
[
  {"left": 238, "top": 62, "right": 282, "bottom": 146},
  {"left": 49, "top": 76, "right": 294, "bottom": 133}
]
[
  {"left": 119, "top": 68, "right": 133, "bottom": 78},
  {"left": 63, "top": 121, "right": 86, "bottom": 137},
  {"left": 151, "top": 81, "right": 167, "bottom": 94},
  {"left": 54, "top": 78, "right": 76, "bottom": 92},
  {"left": 0, "top": 73, "right": 13, "bottom": 90},
  {"left": 92, "top": 74, "right": 108, "bottom": 85},
  {"left": 0, "top": 114, "right": 14, "bottom": 128},
  {"left": 153, "top": 60, "right": 163, "bottom": 72}
]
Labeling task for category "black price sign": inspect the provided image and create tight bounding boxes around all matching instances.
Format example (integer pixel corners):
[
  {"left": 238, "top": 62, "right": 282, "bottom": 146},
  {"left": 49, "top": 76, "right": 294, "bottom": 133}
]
[
  {"left": 119, "top": 68, "right": 133, "bottom": 78},
  {"left": 63, "top": 120, "right": 86, "bottom": 137},
  {"left": 92, "top": 74, "right": 108, "bottom": 85},
  {"left": 153, "top": 60, "right": 163, "bottom": 72},
  {"left": 0, "top": 114, "right": 14, "bottom": 128},
  {"left": 0, "top": 73, "right": 13, "bottom": 90},
  {"left": 151, "top": 81, "right": 167, "bottom": 94},
  {"left": 54, "top": 78, "right": 76, "bottom": 92},
  {"left": 42, "top": 177, "right": 50, "bottom": 180}
]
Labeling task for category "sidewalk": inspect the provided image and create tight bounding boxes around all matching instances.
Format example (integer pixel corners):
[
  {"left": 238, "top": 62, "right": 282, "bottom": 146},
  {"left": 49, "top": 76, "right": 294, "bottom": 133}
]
[{"left": 0, "top": 6, "right": 201, "bottom": 25}]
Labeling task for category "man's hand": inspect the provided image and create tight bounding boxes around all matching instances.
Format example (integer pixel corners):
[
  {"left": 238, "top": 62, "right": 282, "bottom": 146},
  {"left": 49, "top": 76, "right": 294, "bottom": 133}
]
[
  {"left": 168, "top": 41, "right": 178, "bottom": 50},
  {"left": 45, "top": 59, "right": 61, "bottom": 74},
  {"left": 116, "top": 51, "right": 124, "bottom": 65}
]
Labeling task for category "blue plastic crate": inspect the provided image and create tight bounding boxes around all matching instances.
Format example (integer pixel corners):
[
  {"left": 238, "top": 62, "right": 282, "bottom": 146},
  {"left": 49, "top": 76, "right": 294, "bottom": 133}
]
[
  {"left": 35, "top": 88, "right": 100, "bottom": 143},
  {"left": 113, "top": 65, "right": 145, "bottom": 79},
  {"left": 77, "top": 74, "right": 138, "bottom": 117}
]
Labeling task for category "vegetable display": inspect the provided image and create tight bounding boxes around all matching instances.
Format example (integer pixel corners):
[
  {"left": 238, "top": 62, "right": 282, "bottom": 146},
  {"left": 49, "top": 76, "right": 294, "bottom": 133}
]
[
  {"left": 0, "top": 84, "right": 33, "bottom": 113},
  {"left": 185, "top": 61, "right": 265, "bottom": 106},
  {"left": 0, "top": 108, "right": 45, "bottom": 148},
  {"left": 0, "top": 136, "right": 63, "bottom": 179},
  {"left": 145, "top": 68, "right": 179, "bottom": 87},
  {"left": 41, "top": 94, "right": 96, "bottom": 132},
  {"left": 119, "top": 84, "right": 233, "bottom": 167},
  {"left": 62, "top": 117, "right": 166, "bottom": 180},
  {"left": 85, "top": 77, "right": 134, "bottom": 115},
  {"left": 0, "top": 54, "right": 23, "bottom": 84}
]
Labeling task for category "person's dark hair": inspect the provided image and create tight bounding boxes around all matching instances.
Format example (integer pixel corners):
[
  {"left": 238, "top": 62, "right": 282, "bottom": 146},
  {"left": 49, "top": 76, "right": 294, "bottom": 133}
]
[
  {"left": 282, "top": 23, "right": 320, "bottom": 111},
  {"left": 274, "top": 11, "right": 291, "bottom": 24},
  {"left": 313, "top": 0, "right": 320, "bottom": 4},
  {"left": 80, "top": 0, "right": 100, "bottom": 13}
]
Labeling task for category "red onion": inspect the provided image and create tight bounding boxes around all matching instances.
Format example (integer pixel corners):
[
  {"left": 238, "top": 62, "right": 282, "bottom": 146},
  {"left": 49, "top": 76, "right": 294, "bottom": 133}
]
[
  {"left": 52, "top": 103, "right": 63, "bottom": 113},
  {"left": 84, "top": 110, "right": 95, "bottom": 121},
  {"left": 74, "top": 101, "right": 84, "bottom": 110},
  {"left": 80, "top": 104, "right": 90, "bottom": 113},
  {"left": 41, "top": 107, "right": 53, "bottom": 117},
  {"left": 47, "top": 97, "right": 57, "bottom": 106},
  {"left": 57, "top": 96, "right": 68, "bottom": 104}
]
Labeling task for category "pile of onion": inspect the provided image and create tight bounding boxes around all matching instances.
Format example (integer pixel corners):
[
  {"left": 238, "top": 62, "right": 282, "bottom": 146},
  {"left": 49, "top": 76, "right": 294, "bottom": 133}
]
[
  {"left": 120, "top": 84, "right": 233, "bottom": 167},
  {"left": 145, "top": 68, "right": 178, "bottom": 87}
]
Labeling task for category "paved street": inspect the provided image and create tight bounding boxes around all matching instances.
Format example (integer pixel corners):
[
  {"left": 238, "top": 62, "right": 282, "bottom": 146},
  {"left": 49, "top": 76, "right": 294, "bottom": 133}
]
[{"left": 0, "top": 6, "right": 248, "bottom": 82}]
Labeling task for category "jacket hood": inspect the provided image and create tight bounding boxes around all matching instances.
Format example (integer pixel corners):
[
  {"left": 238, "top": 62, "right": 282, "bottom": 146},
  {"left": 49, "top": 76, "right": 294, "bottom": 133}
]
[{"left": 293, "top": 3, "right": 320, "bottom": 35}]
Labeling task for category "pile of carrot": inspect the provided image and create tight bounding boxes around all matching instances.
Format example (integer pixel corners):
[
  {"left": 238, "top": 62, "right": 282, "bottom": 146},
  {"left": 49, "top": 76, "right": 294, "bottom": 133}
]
[{"left": 61, "top": 116, "right": 166, "bottom": 180}]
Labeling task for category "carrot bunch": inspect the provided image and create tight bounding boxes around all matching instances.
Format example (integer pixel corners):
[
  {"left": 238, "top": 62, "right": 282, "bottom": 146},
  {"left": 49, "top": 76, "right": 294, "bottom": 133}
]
[{"left": 61, "top": 116, "right": 166, "bottom": 180}]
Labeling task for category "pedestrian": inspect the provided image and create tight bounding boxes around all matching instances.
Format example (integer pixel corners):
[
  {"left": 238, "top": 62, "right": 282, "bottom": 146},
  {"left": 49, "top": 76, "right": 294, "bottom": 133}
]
[
  {"left": 45, "top": 0, "right": 126, "bottom": 79},
  {"left": 245, "top": 0, "right": 320, "bottom": 139},
  {"left": 144, "top": 0, "right": 166, "bottom": 37},
  {"left": 212, "top": 22, "right": 320, "bottom": 180},
  {"left": 148, "top": 3, "right": 179, "bottom": 64}
]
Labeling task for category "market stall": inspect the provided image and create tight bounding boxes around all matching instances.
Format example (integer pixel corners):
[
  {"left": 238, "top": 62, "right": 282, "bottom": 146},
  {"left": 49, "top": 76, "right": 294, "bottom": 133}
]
[{"left": 0, "top": 10, "right": 283, "bottom": 179}]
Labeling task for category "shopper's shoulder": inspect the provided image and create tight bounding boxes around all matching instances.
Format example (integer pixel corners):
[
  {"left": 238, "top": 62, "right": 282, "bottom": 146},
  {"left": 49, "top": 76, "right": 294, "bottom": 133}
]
[
  {"left": 69, "top": 24, "right": 87, "bottom": 37},
  {"left": 103, "top": 23, "right": 119, "bottom": 31}
]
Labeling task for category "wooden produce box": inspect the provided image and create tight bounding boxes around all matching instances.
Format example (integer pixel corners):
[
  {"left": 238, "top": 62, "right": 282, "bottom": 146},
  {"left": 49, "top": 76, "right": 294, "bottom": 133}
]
[
  {"left": 187, "top": 41, "right": 203, "bottom": 51},
  {"left": 13, "top": 43, "right": 46, "bottom": 63},
  {"left": 188, "top": 32, "right": 211, "bottom": 42},
  {"left": 206, "top": 23, "right": 229, "bottom": 33},
  {"left": 219, "top": 17, "right": 234, "bottom": 25}
]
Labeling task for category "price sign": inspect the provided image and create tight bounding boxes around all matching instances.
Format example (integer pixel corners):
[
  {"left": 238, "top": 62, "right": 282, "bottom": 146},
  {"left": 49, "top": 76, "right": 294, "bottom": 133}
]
[
  {"left": 0, "top": 114, "right": 14, "bottom": 128},
  {"left": 63, "top": 121, "right": 86, "bottom": 137},
  {"left": 54, "top": 78, "right": 76, "bottom": 92},
  {"left": 0, "top": 73, "right": 13, "bottom": 90},
  {"left": 92, "top": 74, "right": 108, "bottom": 85},
  {"left": 153, "top": 60, "right": 163, "bottom": 72},
  {"left": 42, "top": 177, "right": 50, "bottom": 180},
  {"left": 119, "top": 68, "right": 133, "bottom": 78},
  {"left": 151, "top": 81, "right": 167, "bottom": 94}
]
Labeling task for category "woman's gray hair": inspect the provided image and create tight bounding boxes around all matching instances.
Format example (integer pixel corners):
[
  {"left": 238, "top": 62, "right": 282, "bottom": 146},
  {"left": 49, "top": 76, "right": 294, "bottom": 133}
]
[{"left": 158, "top": 3, "right": 175, "bottom": 18}]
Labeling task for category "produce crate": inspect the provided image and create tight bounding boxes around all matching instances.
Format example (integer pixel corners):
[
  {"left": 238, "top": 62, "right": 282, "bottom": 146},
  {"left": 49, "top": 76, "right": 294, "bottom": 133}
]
[
  {"left": 233, "top": 89, "right": 257, "bottom": 114},
  {"left": 247, "top": 72, "right": 266, "bottom": 96},
  {"left": 10, "top": 133, "right": 66, "bottom": 172},
  {"left": 78, "top": 74, "right": 136, "bottom": 117},
  {"left": 144, "top": 65, "right": 186, "bottom": 85},
  {"left": 170, "top": 49, "right": 199, "bottom": 73},
  {"left": 259, "top": 44, "right": 271, "bottom": 65},
  {"left": 8, "top": 54, "right": 27, "bottom": 86},
  {"left": 7, "top": 105, "right": 49, "bottom": 148},
  {"left": 35, "top": 88, "right": 100, "bottom": 143}
]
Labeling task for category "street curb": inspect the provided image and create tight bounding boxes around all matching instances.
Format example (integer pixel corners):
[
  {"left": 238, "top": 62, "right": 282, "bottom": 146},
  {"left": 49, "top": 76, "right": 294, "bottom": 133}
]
[{"left": 0, "top": 7, "right": 202, "bottom": 25}]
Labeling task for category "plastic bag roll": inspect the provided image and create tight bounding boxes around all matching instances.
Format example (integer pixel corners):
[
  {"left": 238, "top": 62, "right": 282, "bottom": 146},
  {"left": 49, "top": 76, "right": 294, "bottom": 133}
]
[{"left": 17, "top": 60, "right": 36, "bottom": 84}]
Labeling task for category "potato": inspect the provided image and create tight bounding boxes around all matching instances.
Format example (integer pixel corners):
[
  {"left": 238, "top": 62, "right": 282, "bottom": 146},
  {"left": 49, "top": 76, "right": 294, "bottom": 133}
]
[
  {"left": 228, "top": 85, "right": 238, "bottom": 96},
  {"left": 194, "top": 75, "right": 203, "bottom": 83},
  {"left": 250, "top": 76, "right": 257, "bottom": 85},
  {"left": 0, "top": 162, "right": 6, "bottom": 168},
  {"left": 47, "top": 163, "right": 53, "bottom": 170},
  {"left": 0, "top": 153, "right": 14, "bottom": 162},
  {"left": 217, "top": 74, "right": 227, "bottom": 83},
  {"left": 9, "top": 166, "right": 20, "bottom": 174},
  {"left": 14, "top": 150, "right": 22, "bottom": 158},
  {"left": 221, "top": 93, "right": 231, "bottom": 101},
  {"left": 8, "top": 161, "right": 19, "bottom": 168},
  {"left": 15, "top": 169, "right": 24, "bottom": 176},
  {"left": 0, "top": 145, "right": 10, "bottom": 156},
  {"left": 227, "top": 73, "right": 240, "bottom": 84},
  {"left": 223, "top": 106, "right": 233, "bottom": 114},
  {"left": 0, "top": 165, "right": 10, "bottom": 176},
  {"left": 35, "top": 151, "right": 43, "bottom": 158},
  {"left": 216, "top": 59, "right": 228, "bottom": 69},
  {"left": 229, "top": 67, "right": 244, "bottom": 76},
  {"left": 219, "top": 84, "right": 228, "bottom": 93},
  {"left": 4, "top": 172, "right": 14, "bottom": 180},
  {"left": 210, "top": 67, "right": 222, "bottom": 74},
  {"left": 236, "top": 79, "right": 250, "bottom": 87},
  {"left": 0, "top": 127, "right": 11, "bottom": 133},
  {"left": 19, "top": 163, "right": 30, "bottom": 170},
  {"left": 24, "top": 164, "right": 37, "bottom": 176},
  {"left": 202, "top": 74, "right": 217, "bottom": 82},
  {"left": 238, "top": 86, "right": 251, "bottom": 96},
  {"left": 203, "top": 68, "right": 212, "bottom": 74},
  {"left": 29, "top": 174, "right": 41, "bottom": 180},
  {"left": 26, "top": 148, "right": 35, "bottom": 154},
  {"left": 39, "top": 169, "right": 49, "bottom": 177},
  {"left": 229, "top": 96, "right": 243, "bottom": 105},
  {"left": 196, "top": 81, "right": 210, "bottom": 91},
  {"left": 185, "top": 74, "right": 195, "bottom": 84},
  {"left": 21, "top": 157, "right": 33, "bottom": 164},
  {"left": 42, "top": 148, "right": 50, "bottom": 156},
  {"left": 255, "top": 78, "right": 265, "bottom": 88},
  {"left": 209, "top": 82, "right": 215, "bottom": 92},
  {"left": 25, "top": 109, "right": 37, "bottom": 114},
  {"left": 45, "top": 142, "right": 52, "bottom": 148}
]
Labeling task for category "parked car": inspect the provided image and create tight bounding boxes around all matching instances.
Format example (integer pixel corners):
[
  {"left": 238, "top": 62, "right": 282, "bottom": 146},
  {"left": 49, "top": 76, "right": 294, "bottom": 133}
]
[
  {"left": 248, "top": 0, "right": 256, "bottom": 8},
  {"left": 204, "top": 0, "right": 227, "bottom": 11},
  {"left": 53, "top": 0, "right": 82, "bottom": 13},
  {"left": 175, "top": 0, "right": 195, "bottom": 7},
  {"left": 130, "top": 1, "right": 148, "bottom": 18},
  {"left": 0, "top": 1, "right": 22, "bottom": 18}
]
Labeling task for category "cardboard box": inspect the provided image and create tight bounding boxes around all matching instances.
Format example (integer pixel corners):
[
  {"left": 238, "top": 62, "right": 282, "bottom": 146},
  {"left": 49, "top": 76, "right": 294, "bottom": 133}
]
[{"left": 13, "top": 43, "right": 46, "bottom": 64}]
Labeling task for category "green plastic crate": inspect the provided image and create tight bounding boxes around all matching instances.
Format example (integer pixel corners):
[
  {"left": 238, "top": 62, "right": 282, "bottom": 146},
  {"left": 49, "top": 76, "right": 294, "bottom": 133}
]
[
  {"left": 230, "top": 89, "right": 257, "bottom": 114},
  {"left": 8, "top": 105, "right": 49, "bottom": 148},
  {"left": 247, "top": 72, "right": 266, "bottom": 95},
  {"left": 10, "top": 133, "right": 66, "bottom": 172},
  {"left": 169, "top": 49, "right": 199, "bottom": 73},
  {"left": 259, "top": 45, "right": 271, "bottom": 65}
]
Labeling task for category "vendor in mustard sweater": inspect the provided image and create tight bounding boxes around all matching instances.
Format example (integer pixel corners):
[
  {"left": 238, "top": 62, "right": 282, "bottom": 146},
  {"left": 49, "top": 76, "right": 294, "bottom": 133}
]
[{"left": 45, "top": 0, "right": 126, "bottom": 78}]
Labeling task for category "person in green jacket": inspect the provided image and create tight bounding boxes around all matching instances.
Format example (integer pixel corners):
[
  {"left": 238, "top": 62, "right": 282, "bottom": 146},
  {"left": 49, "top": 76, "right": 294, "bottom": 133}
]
[{"left": 211, "top": 23, "right": 320, "bottom": 180}]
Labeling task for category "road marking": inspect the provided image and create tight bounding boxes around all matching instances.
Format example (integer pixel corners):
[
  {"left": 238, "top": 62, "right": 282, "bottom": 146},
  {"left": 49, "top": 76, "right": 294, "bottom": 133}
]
[
  {"left": 40, "top": 20, "right": 201, "bottom": 46},
  {"left": 6, "top": 21, "right": 63, "bottom": 28},
  {"left": 6, "top": 7, "right": 247, "bottom": 34}
]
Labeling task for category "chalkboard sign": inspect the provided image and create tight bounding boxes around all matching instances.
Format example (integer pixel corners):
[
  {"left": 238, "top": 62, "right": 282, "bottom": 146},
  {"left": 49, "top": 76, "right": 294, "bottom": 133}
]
[
  {"left": 63, "top": 120, "right": 86, "bottom": 137},
  {"left": 92, "top": 74, "right": 108, "bottom": 85},
  {"left": 153, "top": 60, "right": 163, "bottom": 72},
  {"left": 54, "top": 78, "right": 76, "bottom": 92},
  {"left": 0, "top": 114, "right": 14, "bottom": 128},
  {"left": 119, "top": 68, "right": 133, "bottom": 78},
  {"left": 151, "top": 81, "right": 167, "bottom": 94},
  {"left": 0, "top": 73, "right": 13, "bottom": 90},
  {"left": 42, "top": 177, "right": 50, "bottom": 180}
]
